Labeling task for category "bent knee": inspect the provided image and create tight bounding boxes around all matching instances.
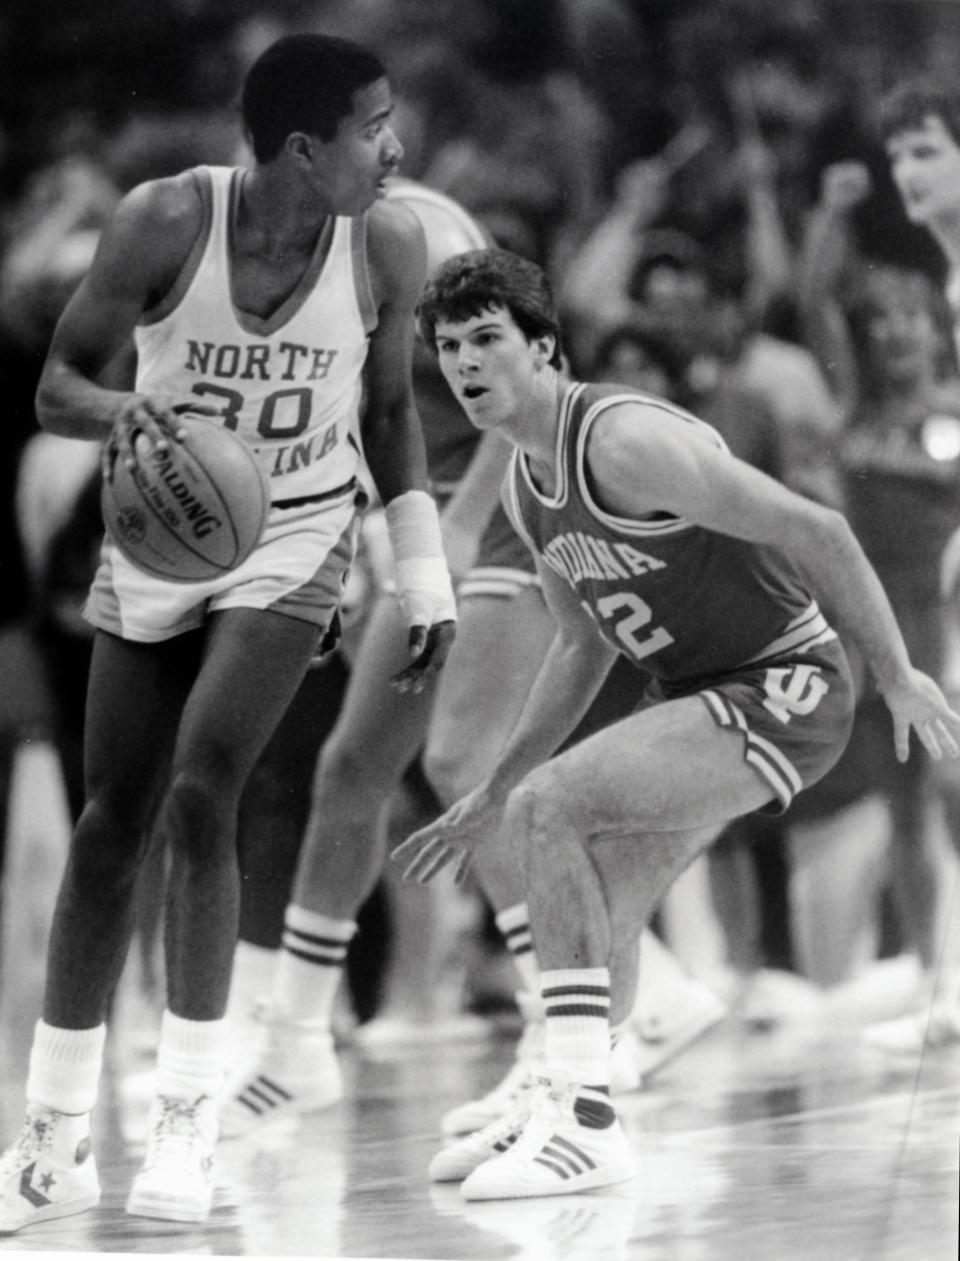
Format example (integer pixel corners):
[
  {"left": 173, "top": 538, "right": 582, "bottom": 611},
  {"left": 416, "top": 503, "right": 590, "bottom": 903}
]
[{"left": 507, "top": 768, "right": 577, "bottom": 841}]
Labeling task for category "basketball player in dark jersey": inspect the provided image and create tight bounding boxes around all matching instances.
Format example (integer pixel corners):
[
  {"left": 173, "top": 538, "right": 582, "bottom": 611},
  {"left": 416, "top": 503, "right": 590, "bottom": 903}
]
[{"left": 395, "top": 248, "right": 960, "bottom": 1201}]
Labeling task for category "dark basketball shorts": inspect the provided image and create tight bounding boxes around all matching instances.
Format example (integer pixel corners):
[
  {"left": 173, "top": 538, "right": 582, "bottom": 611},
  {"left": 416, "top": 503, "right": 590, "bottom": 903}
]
[{"left": 697, "top": 637, "right": 856, "bottom": 813}]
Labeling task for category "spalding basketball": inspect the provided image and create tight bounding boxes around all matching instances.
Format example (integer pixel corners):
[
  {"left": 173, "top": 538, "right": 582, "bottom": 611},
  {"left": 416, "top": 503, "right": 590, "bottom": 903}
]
[{"left": 101, "top": 418, "right": 269, "bottom": 582}]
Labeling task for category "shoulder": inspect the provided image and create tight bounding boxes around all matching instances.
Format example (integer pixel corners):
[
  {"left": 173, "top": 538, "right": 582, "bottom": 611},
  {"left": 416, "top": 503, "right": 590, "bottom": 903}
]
[
  {"left": 365, "top": 198, "right": 427, "bottom": 265},
  {"left": 585, "top": 392, "right": 721, "bottom": 484},
  {"left": 364, "top": 198, "right": 428, "bottom": 308},
  {"left": 113, "top": 169, "right": 205, "bottom": 242}
]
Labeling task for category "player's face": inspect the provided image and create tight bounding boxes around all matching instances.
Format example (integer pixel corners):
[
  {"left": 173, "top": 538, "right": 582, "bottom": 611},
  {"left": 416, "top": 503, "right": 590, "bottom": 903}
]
[
  {"left": 434, "top": 306, "right": 549, "bottom": 428},
  {"left": 886, "top": 115, "right": 960, "bottom": 226},
  {"left": 312, "top": 78, "right": 403, "bottom": 214}
]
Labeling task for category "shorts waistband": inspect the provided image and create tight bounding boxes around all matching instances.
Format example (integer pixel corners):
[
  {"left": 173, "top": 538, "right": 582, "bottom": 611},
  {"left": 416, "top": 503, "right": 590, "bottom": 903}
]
[{"left": 272, "top": 478, "right": 358, "bottom": 510}]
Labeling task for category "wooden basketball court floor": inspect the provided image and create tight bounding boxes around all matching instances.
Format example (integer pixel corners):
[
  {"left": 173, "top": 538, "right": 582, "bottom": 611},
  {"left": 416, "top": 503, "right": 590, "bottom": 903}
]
[{"left": 0, "top": 998, "right": 957, "bottom": 1261}]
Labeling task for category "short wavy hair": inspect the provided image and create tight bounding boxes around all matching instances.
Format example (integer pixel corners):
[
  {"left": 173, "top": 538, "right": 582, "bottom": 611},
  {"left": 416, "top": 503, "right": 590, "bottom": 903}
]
[{"left": 417, "top": 248, "right": 563, "bottom": 369}]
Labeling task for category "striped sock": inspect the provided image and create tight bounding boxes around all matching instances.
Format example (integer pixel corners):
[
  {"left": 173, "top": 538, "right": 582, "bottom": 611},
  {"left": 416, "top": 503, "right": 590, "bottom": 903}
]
[
  {"left": 495, "top": 902, "right": 540, "bottom": 993},
  {"left": 274, "top": 905, "right": 357, "bottom": 1023},
  {"left": 541, "top": 966, "right": 612, "bottom": 1091}
]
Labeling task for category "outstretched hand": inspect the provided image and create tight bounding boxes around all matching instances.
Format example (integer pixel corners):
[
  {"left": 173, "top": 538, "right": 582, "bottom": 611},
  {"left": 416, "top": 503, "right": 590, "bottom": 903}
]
[
  {"left": 884, "top": 667, "right": 960, "bottom": 763},
  {"left": 391, "top": 783, "right": 505, "bottom": 884}
]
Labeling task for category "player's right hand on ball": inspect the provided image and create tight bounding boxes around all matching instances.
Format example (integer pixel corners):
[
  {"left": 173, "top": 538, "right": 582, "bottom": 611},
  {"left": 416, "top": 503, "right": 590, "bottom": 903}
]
[{"left": 105, "top": 394, "right": 216, "bottom": 475}]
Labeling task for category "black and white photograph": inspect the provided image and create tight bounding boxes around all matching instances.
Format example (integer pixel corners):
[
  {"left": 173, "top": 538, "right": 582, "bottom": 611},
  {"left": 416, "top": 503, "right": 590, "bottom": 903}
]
[{"left": 0, "top": 3, "right": 958, "bottom": 1259}]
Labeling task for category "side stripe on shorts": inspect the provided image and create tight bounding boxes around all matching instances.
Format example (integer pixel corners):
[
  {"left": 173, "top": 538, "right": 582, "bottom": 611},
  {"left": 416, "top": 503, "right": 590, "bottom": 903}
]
[{"left": 701, "top": 689, "right": 803, "bottom": 808}]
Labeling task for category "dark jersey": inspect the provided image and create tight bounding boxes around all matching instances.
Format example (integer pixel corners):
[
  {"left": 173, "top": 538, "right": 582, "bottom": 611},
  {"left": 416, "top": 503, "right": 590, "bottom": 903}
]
[{"left": 507, "top": 382, "right": 836, "bottom": 695}]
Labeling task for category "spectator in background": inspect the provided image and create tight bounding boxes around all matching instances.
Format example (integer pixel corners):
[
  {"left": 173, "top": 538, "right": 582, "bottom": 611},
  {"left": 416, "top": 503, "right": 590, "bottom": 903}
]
[
  {"left": 796, "top": 154, "right": 960, "bottom": 1032},
  {"left": 406, "top": 0, "right": 609, "bottom": 276}
]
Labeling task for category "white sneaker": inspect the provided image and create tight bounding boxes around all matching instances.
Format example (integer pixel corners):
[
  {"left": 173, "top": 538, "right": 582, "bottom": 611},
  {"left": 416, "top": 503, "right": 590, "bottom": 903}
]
[
  {"left": 862, "top": 999, "right": 960, "bottom": 1056},
  {"left": 430, "top": 1096, "right": 532, "bottom": 1182},
  {"left": 441, "top": 993, "right": 545, "bottom": 1136},
  {"left": 460, "top": 1076, "right": 635, "bottom": 1201},
  {"left": 218, "top": 1011, "right": 343, "bottom": 1139},
  {"left": 631, "top": 973, "right": 727, "bottom": 1077},
  {"left": 0, "top": 1108, "right": 99, "bottom": 1234},
  {"left": 126, "top": 1094, "right": 217, "bottom": 1222}
]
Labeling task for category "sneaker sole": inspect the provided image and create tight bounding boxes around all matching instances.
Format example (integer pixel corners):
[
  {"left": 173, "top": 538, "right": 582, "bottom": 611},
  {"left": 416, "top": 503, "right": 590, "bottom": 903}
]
[
  {"left": 0, "top": 1192, "right": 100, "bottom": 1235},
  {"left": 125, "top": 1191, "right": 212, "bottom": 1223},
  {"left": 462, "top": 1163, "right": 635, "bottom": 1201}
]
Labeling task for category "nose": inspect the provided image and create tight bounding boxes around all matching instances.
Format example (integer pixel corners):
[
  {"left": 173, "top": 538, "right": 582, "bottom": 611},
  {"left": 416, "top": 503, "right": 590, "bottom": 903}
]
[
  {"left": 383, "top": 126, "right": 404, "bottom": 167},
  {"left": 457, "top": 342, "right": 480, "bottom": 372}
]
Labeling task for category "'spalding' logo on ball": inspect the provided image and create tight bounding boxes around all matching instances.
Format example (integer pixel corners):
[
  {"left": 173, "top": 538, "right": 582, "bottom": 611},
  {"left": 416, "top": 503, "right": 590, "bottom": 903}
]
[{"left": 141, "top": 447, "right": 224, "bottom": 540}]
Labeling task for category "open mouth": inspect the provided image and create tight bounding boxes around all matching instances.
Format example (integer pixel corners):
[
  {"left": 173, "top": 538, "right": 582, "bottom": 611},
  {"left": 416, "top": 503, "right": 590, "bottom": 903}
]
[{"left": 462, "top": 385, "right": 487, "bottom": 400}]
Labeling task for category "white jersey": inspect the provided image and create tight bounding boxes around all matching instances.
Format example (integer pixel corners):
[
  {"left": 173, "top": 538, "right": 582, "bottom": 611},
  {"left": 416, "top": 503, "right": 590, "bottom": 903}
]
[{"left": 135, "top": 165, "right": 377, "bottom": 505}]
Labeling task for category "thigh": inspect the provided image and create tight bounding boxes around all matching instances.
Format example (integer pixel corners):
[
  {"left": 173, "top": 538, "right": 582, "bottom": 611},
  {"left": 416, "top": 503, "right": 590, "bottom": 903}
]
[
  {"left": 83, "top": 628, "right": 200, "bottom": 812},
  {"left": 527, "top": 694, "right": 777, "bottom": 840},
  {"left": 172, "top": 607, "right": 321, "bottom": 786},
  {"left": 427, "top": 587, "right": 556, "bottom": 777}
]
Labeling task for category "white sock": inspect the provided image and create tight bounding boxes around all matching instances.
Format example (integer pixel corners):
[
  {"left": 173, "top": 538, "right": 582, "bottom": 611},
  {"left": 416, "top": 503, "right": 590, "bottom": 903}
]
[
  {"left": 227, "top": 940, "right": 278, "bottom": 1021},
  {"left": 541, "top": 966, "right": 611, "bottom": 1088},
  {"left": 156, "top": 1010, "right": 225, "bottom": 1099},
  {"left": 26, "top": 1020, "right": 106, "bottom": 1115},
  {"left": 495, "top": 903, "right": 541, "bottom": 994},
  {"left": 274, "top": 905, "right": 356, "bottom": 1023}
]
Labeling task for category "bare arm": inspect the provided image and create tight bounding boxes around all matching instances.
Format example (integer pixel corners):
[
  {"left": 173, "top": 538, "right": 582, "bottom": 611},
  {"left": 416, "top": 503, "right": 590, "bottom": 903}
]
[
  {"left": 35, "top": 173, "right": 206, "bottom": 454},
  {"left": 796, "top": 161, "right": 872, "bottom": 413},
  {"left": 480, "top": 557, "right": 619, "bottom": 799},
  {"left": 393, "top": 505, "right": 619, "bottom": 885},
  {"left": 592, "top": 403, "right": 960, "bottom": 759},
  {"left": 359, "top": 200, "right": 430, "bottom": 504},
  {"left": 362, "top": 200, "right": 457, "bottom": 685}
]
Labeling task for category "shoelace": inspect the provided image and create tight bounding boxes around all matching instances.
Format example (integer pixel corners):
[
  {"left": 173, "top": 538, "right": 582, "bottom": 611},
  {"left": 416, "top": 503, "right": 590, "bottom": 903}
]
[
  {"left": 510, "top": 1081, "right": 572, "bottom": 1159},
  {"left": 0, "top": 1114, "right": 55, "bottom": 1179},
  {"left": 463, "top": 1098, "right": 531, "bottom": 1154},
  {"left": 142, "top": 1098, "right": 206, "bottom": 1171}
]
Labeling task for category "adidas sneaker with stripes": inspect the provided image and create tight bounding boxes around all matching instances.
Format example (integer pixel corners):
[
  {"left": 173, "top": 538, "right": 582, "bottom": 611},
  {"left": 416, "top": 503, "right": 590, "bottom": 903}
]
[{"left": 459, "top": 1078, "right": 635, "bottom": 1201}]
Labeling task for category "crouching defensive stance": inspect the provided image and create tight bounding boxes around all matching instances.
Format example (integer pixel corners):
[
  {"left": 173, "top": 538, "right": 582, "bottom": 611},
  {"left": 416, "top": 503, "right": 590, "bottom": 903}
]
[{"left": 395, "top": 248, "right": 960, "bottom": 1201}]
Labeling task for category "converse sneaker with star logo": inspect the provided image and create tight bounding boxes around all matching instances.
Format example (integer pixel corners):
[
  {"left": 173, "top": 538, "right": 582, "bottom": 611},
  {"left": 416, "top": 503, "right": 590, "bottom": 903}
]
[{"left": 0, "top": 1107, "right": 99, "bottom": 1234}]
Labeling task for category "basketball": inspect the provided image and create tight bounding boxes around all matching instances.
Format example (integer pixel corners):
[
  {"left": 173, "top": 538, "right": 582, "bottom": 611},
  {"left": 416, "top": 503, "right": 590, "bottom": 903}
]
[{"left": 101, "top": 417, "right": 269, "bottom": 582}]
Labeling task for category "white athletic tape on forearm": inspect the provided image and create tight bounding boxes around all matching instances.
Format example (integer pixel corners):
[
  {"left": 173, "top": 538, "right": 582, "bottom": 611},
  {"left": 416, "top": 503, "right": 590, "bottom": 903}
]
[{"left": 386, "top": 490, "right": 457, "bottom": 626}]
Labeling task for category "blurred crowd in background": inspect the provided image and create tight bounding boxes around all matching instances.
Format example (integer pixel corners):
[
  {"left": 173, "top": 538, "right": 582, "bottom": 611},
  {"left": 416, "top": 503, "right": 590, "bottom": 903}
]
[{"left": 3, "top": 0, "right": 960, "bottom": 1037}]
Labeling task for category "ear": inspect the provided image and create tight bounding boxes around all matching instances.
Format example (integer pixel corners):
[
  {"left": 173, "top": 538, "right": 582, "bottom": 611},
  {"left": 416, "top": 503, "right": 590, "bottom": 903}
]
[
  {"left": 533, "top": 334, "right": 555, "bottom": 366},
  {"left": 284, "top": 132, "right": 315, "bottom": 166}
]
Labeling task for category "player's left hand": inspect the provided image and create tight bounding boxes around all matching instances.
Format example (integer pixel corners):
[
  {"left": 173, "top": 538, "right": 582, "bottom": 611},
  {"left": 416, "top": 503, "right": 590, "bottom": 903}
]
[
  {"left": 390, "top": 619, "right": 456, "bottom": 693},
  {"left": 883, "top": 667, "right": 960, "bottom": 763},
  {"left": 392, "top": 782, "right": 504, "bottom": 883}
]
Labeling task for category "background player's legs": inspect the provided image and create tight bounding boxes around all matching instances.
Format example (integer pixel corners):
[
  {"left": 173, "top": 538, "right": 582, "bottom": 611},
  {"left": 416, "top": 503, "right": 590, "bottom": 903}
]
[
  {"left": 361, "top": 587, "right": 560, "bottom": 1045},
  {"left": 219, "top": 594, "right": 438, "bottom": 1134}
]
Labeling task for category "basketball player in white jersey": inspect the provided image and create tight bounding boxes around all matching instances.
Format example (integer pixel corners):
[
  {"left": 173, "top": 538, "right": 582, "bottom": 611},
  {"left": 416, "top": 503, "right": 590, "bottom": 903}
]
[
  {"left": 395, "top": 248, "right": 960, "bottom": 1200},
  {"left": 0, "top": 34, "right": 456, "bottom": 1233},
  {"left": 865, "top": 77, "right": 960, "bottom": 1052}
]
